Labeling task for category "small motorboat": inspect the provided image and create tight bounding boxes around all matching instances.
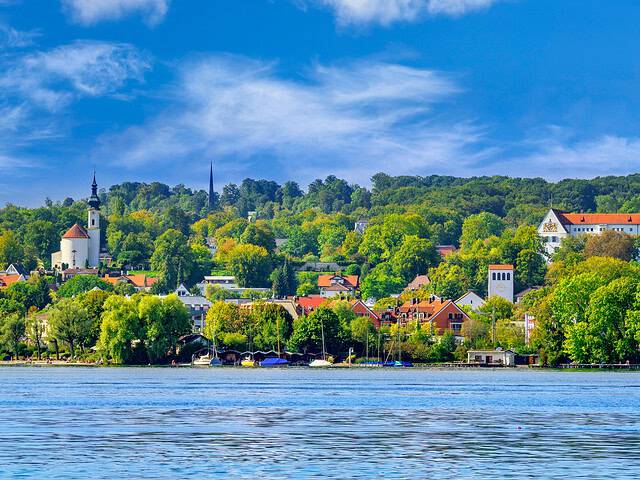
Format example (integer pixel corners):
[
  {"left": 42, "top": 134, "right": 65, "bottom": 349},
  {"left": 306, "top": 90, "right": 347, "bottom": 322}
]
[
  {"left": 309, "top": 359, "right": 332, "bottom": 368},
  {"left": 193, "top": 354, "right": 212, "bottom": 366},
  {"left": 260, "top": 357, "right": 289, "bottom": 367},
  {"left": 241, "top": 356, "right": 255, "bottom": 367}
]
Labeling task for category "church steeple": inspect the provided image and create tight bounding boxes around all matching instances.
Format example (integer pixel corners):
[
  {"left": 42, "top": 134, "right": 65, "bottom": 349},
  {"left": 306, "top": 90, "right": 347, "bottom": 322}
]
[
  {"left": 88, "top": 171, "right": 101, "bottom": 210},
  {"left": 208, "top": 161, "right": 215, "bottom": 211}
]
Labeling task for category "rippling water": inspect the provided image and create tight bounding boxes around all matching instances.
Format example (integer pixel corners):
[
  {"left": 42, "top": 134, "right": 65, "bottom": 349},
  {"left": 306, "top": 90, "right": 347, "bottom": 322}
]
[{"left": 1, "top": 367, "right": 639, "bottom": 479}]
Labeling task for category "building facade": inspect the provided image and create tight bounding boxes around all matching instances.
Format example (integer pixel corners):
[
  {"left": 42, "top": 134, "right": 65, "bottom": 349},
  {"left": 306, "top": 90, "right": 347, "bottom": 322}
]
[
  {"left": 538, "top": 208, "right": 640, "bottom": 257},
  {"left": 52, "top": 174, "right": 102, "bottom": 270},
  {"left": 488, "top": 264, "right": 514, "bottom": 303}
]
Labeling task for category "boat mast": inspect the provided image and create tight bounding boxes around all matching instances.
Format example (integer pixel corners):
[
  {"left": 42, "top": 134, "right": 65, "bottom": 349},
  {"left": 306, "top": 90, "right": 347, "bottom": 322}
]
[{"left": 321, "top": 317, "right": 326, "bottom": 361}]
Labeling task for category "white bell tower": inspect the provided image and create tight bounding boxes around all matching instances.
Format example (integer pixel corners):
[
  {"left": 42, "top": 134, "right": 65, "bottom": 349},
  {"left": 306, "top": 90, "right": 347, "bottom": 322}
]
[
  {"left": 87, "top": 172, "right": 101, "bottom": 268},
  {"left": 488, "top": 264, "right": 514, "bottom": 303}
]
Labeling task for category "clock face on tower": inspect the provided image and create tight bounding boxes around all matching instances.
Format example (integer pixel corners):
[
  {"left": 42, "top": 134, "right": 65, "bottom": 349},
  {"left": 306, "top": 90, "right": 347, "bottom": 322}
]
[{"left": 496, "top": 284, "right": 506, "bottom": 293}]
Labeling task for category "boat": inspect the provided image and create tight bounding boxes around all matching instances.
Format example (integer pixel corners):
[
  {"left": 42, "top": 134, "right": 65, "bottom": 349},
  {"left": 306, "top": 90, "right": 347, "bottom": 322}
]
[
  {"left": 260, "top": 357, "right": 289, "bottom": 367},
  {"left": 209, "top": 357, "right": 223, "bottom": 367},
  {"left": 241, "top": 356, "right": 256, "bottom": 367},
  {"left": 309, "top": 315, "right": 333, "bottom": 368},
  {"left": 193, "top": 354, "right": 213, "bottom": 366},
  {"left": 309, "top": 359, "right": 332, "bottom": 368}
]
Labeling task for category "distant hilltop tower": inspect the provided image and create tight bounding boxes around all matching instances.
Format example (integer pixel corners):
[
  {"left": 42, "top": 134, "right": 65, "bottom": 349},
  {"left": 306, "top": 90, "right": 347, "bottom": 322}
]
[{"left": 208, "top": 161, "right": 215, "bottom": 211}]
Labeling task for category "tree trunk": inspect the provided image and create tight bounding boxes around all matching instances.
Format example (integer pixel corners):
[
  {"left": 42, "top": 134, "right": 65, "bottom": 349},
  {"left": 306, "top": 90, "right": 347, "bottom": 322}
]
[
  {"left": 70, "top": 340, "right": 75, "bottom": 359},
  {"left": 36, "top": 342, "right": 41, "bottom": 361},
  {"left": 55, "top": 340, "right": 59, "bottom": 360}
]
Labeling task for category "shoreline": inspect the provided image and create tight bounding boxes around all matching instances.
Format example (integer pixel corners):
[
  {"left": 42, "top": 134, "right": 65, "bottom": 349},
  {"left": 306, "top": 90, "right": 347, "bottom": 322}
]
[{"left": 2, "top": 361, "right": 640, "bottom": 372}]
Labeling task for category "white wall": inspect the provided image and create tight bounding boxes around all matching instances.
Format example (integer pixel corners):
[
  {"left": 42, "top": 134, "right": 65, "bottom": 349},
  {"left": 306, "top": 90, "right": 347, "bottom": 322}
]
[
  {"left": 61, "top": 237, "right": 89, "bottom": 269},
  {"left": 488, "top": 269, "right": 514, "bottom": 303}
]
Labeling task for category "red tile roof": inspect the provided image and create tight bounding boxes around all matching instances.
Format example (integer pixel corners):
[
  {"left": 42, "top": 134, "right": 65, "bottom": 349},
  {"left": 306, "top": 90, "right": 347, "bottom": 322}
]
[
  {"left": 102, "top": 274, "right": 158, "bottom": 288},
  {"left": 62, "top": 224, "right": 89, "bottom": 239},
  {"left": 436, "top": 245, "right": 457, "bottom": 257},
  {"left": 296, "top": 295, "right": 329, "bottom": 314},
  {"left": 405, "top": 274, "right": 430, "bottom": 291},
  {"left": 0, "top": 274, "right": 22, "bottom": 288},
  {"left": 317, "top": 275, "right": 359, "bottom": 288},
  {"left": 557, "top": 212, "right": 640, "bottom": 225},
  {"left": 488, "top": 264, "right": 514, "bottom": 270}
]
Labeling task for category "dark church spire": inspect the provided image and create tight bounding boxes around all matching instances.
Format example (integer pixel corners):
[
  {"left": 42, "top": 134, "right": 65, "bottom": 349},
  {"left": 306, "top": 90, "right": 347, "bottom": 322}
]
[
  {"left": 208, "top": 161, "right": 215, "bottom": 211},
  {"left": 89, "top": 171, "right": 101, "bottom": 210}
]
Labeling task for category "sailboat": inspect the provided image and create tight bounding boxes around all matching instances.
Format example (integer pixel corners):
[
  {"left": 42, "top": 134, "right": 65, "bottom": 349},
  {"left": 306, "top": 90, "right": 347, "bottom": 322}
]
[
  {"left": 259, "top": 315, "right": 289, "bottom": 367},
  {"left": 309, "top": 316, "right": 332, "bottom": 367}
]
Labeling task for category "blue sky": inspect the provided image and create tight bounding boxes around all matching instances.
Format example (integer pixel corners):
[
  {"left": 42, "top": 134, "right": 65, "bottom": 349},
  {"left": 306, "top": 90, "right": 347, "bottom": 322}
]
[{"left": 2, "top": 0, "right": 640, "bottom": 206}]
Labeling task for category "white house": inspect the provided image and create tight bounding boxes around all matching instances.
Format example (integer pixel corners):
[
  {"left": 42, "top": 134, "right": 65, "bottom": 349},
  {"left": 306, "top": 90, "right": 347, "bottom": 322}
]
[
  {"left": 52, "top": 174, "right": 102, "bottom": 270},
  {"left": 455, "top": 291, "right": 485, "bottom": 311},
  {"left": 467, "top": 349, "right": 515, "bottom": 366},
  {"left": 173, "top": 284, "right": 211, "bottom": 332},
  {"left": 538, "top": 208, "right": 640, "bottom": 257},
  {"left": 488, "top": 265, "right": 514, "bottom": 303}
]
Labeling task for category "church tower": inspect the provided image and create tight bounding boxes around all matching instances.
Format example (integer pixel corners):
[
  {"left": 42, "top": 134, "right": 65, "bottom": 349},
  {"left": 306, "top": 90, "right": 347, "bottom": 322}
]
[
  {"left": 208, "top": 161, "right": 215, "bottom": 211},
  {"left": 87, "top": 172, "right": 101, "bottom": 267}
]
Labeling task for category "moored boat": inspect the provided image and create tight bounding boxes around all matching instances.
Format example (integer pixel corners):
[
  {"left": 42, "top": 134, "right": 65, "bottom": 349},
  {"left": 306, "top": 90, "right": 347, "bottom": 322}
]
[{"left": 260, "top": 357, "right": 289, "bottom": 367}]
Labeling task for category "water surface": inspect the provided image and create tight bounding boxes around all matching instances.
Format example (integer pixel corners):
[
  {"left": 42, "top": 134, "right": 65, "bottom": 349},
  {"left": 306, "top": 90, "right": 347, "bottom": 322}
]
[{"left": 1, "top": 367, "right": 639, "bottom": 478}]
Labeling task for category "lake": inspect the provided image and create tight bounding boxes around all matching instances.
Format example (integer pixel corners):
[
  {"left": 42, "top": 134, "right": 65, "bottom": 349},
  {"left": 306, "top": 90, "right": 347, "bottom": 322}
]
[{"left": 1, "top": 367, "right": 639, "bottom": 479}]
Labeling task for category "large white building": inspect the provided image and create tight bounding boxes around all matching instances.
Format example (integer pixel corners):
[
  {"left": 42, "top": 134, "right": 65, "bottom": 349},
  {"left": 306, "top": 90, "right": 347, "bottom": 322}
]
[
  {"left": 538, "top": 208, "right": 640, "bottom": 257},
  {"left": 52, "top": 174, "right": 102, "bottom": 270}
]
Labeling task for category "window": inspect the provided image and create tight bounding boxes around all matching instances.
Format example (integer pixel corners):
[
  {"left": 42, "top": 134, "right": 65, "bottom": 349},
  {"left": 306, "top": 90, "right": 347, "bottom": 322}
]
[
  {"left": 492, "top": 272, "right": 496, "bottom": 280},
  {"left": 506, "top": 273, "right": 511, "bottom": 281},
  {"left": 448, "top": 313, "right": 453, "bottom": 319}
]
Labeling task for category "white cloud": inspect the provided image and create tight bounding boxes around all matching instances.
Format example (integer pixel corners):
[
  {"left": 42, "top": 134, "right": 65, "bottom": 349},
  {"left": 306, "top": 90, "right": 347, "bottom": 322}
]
[
  {"left": 314, "top": 0, "right": 500, "bottom": 25},
  {"left": 61, "top": 0, "right": 169, "bottom": 26},
  {"left": 0, "top": 40, "right": 151, "bottom": 111},
  {"left": 506, "top": 135, "right": 640, "bottom": 180},
  {"left": 0, "top": 24, "right": 39, "bottom": 49},
  {"left": 97, "top": 55, "right": 494, "bottom": 183}
]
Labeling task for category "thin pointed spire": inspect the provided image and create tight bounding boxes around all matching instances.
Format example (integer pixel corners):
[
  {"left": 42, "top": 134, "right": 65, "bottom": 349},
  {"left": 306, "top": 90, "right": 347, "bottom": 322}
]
[{"left": 208, "top": 161, "right": 215, "bottom": 211}]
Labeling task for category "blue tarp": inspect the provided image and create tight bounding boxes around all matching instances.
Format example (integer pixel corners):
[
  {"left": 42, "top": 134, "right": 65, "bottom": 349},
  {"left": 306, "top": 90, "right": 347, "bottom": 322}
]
[{"left": 260, "top": 357, "right": 289, "bottom": 367}]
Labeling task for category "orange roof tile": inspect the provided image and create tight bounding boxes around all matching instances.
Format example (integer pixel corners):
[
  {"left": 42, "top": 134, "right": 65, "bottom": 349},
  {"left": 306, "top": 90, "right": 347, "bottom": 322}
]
[
  {"left": 0, "top": 274, "right": 22, "bottom": 288},
  {"left": 488, "top": 264, "right": 514, "bottom": 270},
  {"left": 317, "top": 275, "right": 359, "bottom": 288},
  {"left": 558, "top": 212, "right": 640, "bottom": 225},
  {"left": 62, "top": 224, "right": 89, "bottom": 239}
]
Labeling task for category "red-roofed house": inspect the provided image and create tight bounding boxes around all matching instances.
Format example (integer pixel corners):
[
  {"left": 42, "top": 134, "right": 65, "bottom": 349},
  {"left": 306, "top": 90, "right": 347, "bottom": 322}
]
[
  {"left": 318, "top": 274, "right": 359, "bottom": 298},
  {"left": 102, "top": 274, "right": 158, "bottom": 292},
  {"left": 398, "top": 297, "right": 469, "bottom": 336},
  {"left": 0, "top": 274, "right": 25, "bottom": 289},
  {"left": 436, "top": 245, "right": 457, "bottom": 257},
  {"left": 405, "top": 274, "right": 430, "bottom": 292},
  {"left": 296, "top": 295, "right": 329, "bottom": 315}
]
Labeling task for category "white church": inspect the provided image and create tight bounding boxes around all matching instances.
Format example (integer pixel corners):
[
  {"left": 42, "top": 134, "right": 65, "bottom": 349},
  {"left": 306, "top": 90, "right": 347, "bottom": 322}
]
[{"left": 51, "top": 174, "right": 102, "bottom": 270}]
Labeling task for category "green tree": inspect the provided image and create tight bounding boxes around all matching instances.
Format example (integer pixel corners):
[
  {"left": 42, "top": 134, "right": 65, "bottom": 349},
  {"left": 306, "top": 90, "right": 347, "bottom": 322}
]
[
  {"left": 47, "top": 298, "right": 92, "bottom": 357},
  {"left": 139, "top": 294, "right": 191, "bottom": 363},
  {"left": 0, "top": 312, "right": 25, "bottom": 360},
  {"left": 288, "top": 307, "right": 347, "bottom": 355},
  {"left": 225, "top": 244, "right": 271, "bottom": 288},
  {"left": 150, "top": 229, "right": 195, "bottom": 291},
  {"left": 359, "top": 264, "right": 404, "bottom": 300},
  {"left": 460, "top": 212, "right": 506, "bottom": 250},
  {"left": 57, "top": 275, "right": 112, "bottom": 298},
  {"left": 251, "top": 303, "right": 293, "bottom": 352},
  {"left": 390, "top": 235, "right": 439, "bottom": 283},
  {"left": 584, "top": 230, "right": 637, "bottom": 261},
  {"left": 515, "top": 249, "right": 546, "bottom": 288},
  {"left": 240, "top": 220, "right": 276, "bottom": 253},
  {"left": 98, "top": 295, "right": 144, "bottom": 364},
  {"left": 0, "top": 230, "right": 24, "bottom": 269}
]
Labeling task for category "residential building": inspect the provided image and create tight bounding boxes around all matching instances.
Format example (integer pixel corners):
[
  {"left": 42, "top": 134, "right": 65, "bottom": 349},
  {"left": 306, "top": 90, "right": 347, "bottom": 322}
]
[
  {"left": 436, "top": 245, "right": 457, "bottom": 258},
  {"left": 538, "top": 208, "right": 640, "bottom": 257},
  {"left": 398, "top": 296, "right": 469, "bottom": 336},
  {"left": 296, "top": 295, "right": 328, "bottom": 315},
  {"left": 52, "top": 173, "right": 102, "bottom": 270},
  {"left": 61, "top": 268, "right": 99, "bottom": 281},
  {"left": 102, "top": 274, "right": 158, "bottom": 292},
  {"left": 203, "top": 276, "right": 239, "bottom": 289},
  {"left": 0, "top": 274, "right": 25, "bottom": 289},
  {"left": 0, "top": 263, "right": 29, "bottom": 278},
  {"left": 524, "top": 313, "right": 536, "bottom": 345},
  {"left": 354, "top": 218, "right": 368, "bottom": 234},
  {"left": 467, "top": 348, "right": 515, "bottom": 366},
  {"left": 455, "top": 291, "right": 485, "bottom": 311},
  {"left": 488, "top": 264, "right": 514, "bottom": 303},
  {"left": 173, "top": 284, "right": 212, "bottom": 332},
  {"left": 318, "top": 274, "right": 359, "bottom": 298},
  {"left": 404, "top": 274, "right": 430, "bottom": 292}
]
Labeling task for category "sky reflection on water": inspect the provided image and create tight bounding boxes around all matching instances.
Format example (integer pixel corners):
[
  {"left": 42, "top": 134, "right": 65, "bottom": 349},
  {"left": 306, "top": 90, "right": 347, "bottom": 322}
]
[{"left": 1, "top": 367, "right": 639, "bottom": 479}]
